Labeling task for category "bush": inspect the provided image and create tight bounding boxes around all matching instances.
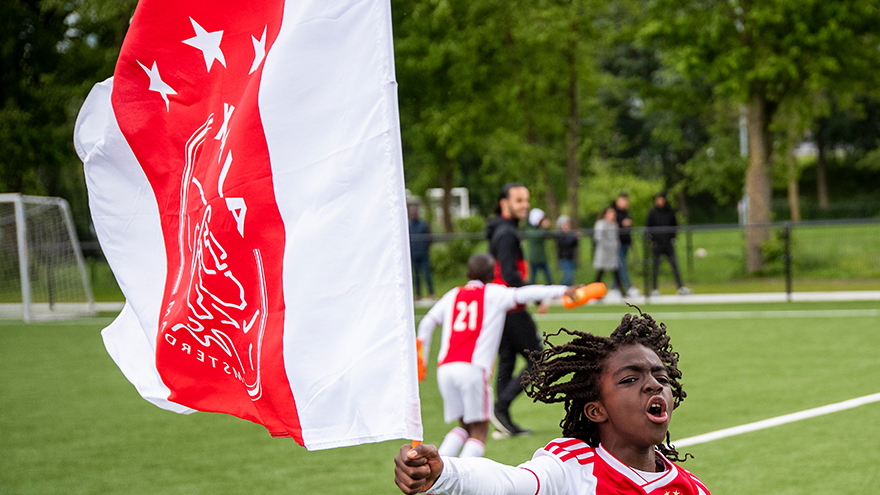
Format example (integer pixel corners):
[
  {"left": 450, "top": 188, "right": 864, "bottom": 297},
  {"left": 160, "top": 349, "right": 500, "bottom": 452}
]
[
  {"left": 428, "top": 216, "right": 487, "bottom": 280},
  {"left": 756, "top": 228, "right": 789, "bottom": 277}
]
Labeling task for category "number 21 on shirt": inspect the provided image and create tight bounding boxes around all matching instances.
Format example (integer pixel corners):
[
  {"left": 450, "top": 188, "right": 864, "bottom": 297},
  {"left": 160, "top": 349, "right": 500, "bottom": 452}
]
[{"left": 453, "top": 300, "right": 479, "bottom": 331}]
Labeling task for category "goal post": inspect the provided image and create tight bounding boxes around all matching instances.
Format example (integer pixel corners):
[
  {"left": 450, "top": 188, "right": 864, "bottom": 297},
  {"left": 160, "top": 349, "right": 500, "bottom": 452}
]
[{"left": 0, "top": 193, "right": 96, "bottom": 322}]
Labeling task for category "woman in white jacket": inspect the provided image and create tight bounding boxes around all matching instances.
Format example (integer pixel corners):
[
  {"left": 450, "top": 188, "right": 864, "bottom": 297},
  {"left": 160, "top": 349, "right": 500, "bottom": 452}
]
[{"left": 593, "top": 207, "right": 625, "bottom": 295}]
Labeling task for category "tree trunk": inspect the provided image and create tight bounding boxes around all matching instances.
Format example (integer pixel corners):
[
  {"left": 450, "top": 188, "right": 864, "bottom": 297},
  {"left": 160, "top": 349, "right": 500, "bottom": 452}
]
[
  {"left": 676, "top": 190, "right": 689, "bottom": 223},
  {"left": 526, "top": 121, "right": 560, "bottom": 221},
  {"left": 565, "top": 41, "right": 580, "bottom": 228},
  {"left": 439, "top": 165, "right": 455, "bottom": 233},
  {"left": 786, "top": 121, "right": 801, "bottom": 222},
  {"left": 544, "top": 174, "right": 560, "bottom": 222},
  {"left": 745, "top": 95, "right": 774, "bottom": 273},
  {"left": 815, "top": 127, "right": 830, "bottom": 210}
]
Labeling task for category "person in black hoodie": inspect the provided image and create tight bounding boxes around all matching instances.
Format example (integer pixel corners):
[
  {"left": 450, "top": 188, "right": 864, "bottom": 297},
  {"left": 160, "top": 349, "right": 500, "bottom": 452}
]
[
  {"left": 645, "top": 192, "right": 690, "bottom": 296},
  {"left": 485, "top": 182, "right": 543, "bottom": 437},
  {"left": 612, "top": 193, "right": 636, "bottom": 296}
]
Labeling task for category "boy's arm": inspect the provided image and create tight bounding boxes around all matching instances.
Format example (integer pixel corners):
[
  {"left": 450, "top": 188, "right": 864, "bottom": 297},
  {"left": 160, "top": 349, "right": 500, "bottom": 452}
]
[
  {"left": 394, "top": 443, "right": 570, "bottom": 495},
  {"left": 416, "top": 302, "right": 444, "bottom": 375},
  {"left": 511, "top": 285, "right": 577, "bottom": 307}
]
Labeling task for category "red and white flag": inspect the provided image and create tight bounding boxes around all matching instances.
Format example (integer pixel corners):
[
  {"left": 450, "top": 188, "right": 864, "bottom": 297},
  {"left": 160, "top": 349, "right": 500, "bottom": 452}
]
[{"left": 73, "top": 0, "right": 422, "bottom": 450}]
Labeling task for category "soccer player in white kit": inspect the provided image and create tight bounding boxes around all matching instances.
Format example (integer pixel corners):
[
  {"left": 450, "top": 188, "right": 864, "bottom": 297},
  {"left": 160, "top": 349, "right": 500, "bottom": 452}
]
[
  {"left": 417, "top": 253, "right": 578, "bottom": 458},
  {"left": 396, "top": 312, "right": 710, "bottom": 495}
]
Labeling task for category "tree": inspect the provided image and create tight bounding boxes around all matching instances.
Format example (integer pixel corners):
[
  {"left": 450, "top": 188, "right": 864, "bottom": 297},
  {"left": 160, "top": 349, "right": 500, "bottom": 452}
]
[
  {"left": 393, "top": 0, "right": 609, "bottom": 228},
  {"left": 0, "top": 0, "right": 136, "bottom": 239},
  {"left": 503, "top": 0, "right": 607, "bottom": 228},
  {"left": 393, "top": 0, "right": 520, "bottom": 231},
  {"left": 642, "top": 0, "right": 880, "bottom": 272},
  {"left": 813, "top": 94, "right": 880, "bottom": 209}
]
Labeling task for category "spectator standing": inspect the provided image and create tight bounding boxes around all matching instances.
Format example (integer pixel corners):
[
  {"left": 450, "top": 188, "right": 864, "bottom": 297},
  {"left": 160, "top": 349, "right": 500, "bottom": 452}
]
[
  {"left": 408, "top": 203, "right": 434, "bottom": 300},
  {"left": 611, "top": 193, "right": 638, "bottom": 296},
  {"left": 593, "top": 207, "right": 625, "bottom": 293},
  {"left": 555, "top": 215, "right": 578, "bottom": 286},
  {"left": 645, "top": 192, "right": 690, "bottom": 296},
  {"left": 526, "top": 208, "right": 553, "bottom": 285},
  {"left": 485, "top": 183, "right": 542, "bottom": 437}
]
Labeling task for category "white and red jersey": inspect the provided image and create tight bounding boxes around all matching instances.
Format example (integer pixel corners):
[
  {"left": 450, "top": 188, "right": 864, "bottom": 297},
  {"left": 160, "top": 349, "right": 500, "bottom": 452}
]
[
  {"left": 418, "top": 281, "right": 567, "bottom": 372},
  {"left": 431, "top": 438, "right": 710, "bottom": 495}
]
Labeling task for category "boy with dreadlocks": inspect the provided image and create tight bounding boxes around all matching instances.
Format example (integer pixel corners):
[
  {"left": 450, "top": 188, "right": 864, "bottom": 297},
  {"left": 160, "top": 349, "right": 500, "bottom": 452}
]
[{"left": 394, "top": 311, "right": 710, "bottom": 495}]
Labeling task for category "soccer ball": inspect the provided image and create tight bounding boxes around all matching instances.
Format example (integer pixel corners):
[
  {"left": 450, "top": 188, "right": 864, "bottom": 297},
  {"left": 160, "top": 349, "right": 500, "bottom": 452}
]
[{"left": 694, "top": 247, "right": 707, "bottom": 258}]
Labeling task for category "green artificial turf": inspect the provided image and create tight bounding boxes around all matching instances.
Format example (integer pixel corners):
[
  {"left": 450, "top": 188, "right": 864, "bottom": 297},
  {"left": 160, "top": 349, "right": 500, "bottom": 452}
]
[{"left": 1, "top": 301, "right": 878, "bottom": 493}]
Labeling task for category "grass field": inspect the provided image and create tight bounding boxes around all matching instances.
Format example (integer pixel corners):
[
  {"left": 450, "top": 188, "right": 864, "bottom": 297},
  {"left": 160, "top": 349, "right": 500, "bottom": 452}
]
[{"left": 2, "top": 300, "right": 879, "bottom": 494}]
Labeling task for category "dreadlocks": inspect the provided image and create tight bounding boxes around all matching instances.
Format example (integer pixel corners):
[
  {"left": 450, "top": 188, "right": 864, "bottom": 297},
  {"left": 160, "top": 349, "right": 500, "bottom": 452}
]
[{"left": 523, "top": 307, "right": 690, "bottom": 462}]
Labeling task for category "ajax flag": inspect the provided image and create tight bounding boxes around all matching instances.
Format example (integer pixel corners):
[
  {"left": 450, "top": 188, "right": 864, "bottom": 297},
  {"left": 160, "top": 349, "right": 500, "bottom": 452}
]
[{"left": 74, "top": 0, "right": 422, "bottom": 450}]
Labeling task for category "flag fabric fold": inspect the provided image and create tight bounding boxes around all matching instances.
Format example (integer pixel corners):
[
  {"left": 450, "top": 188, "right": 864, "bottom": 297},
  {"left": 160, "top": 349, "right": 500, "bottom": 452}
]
[{"left": 74, "top": 0, "right": 421, "bottom": 450}]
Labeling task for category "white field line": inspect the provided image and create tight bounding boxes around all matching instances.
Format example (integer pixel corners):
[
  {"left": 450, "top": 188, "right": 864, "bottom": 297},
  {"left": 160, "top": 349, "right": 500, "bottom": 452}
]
[
  {"left": 535, "top": 309, "right": 880, "bottom": 321},
  {"left": 673, "top": 392, "right": 880, "bottom": 447}
]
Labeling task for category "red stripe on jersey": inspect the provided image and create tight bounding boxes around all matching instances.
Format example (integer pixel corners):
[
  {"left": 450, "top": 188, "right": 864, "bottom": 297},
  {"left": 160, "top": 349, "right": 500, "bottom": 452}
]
[
  {"left": 519, "top": 467, "right": 540, "bottom": 495},
  {"left": 438, "top": 285, "right": 486, "bottom": 366},
  {"left": 544, "top": 439, "right": 596, "bottom": 465},
  {"left": 483, "top": 369, "right": 491, "bottom": 420},
  {"left": 493, "top": 260, "right": 528, "bottom": 312},
  {"left": 689, "top": 473, "right": 711, "bottom": 494},
  {"left": 492, "top": 260, "right": 529, "bottom": 286},
  {"left": 544, "top": 438, "right": 594, "bottom": 464}
]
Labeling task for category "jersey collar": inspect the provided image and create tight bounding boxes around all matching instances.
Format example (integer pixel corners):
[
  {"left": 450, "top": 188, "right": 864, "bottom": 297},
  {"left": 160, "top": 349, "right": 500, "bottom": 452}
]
[{"left": 596, "top": 444, "right": 679, "bottom": 493}]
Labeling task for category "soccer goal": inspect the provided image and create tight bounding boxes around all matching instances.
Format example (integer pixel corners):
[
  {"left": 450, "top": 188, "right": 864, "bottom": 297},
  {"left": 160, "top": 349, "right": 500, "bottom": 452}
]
[{"left": 0, "top": 193, "right": 96, "bottom": 322}]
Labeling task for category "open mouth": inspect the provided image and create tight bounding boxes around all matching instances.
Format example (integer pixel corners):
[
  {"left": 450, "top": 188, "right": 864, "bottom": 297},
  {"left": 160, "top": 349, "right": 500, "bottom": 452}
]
[{"left": 647, "top": 398, "right": 668, "bottom": 423}]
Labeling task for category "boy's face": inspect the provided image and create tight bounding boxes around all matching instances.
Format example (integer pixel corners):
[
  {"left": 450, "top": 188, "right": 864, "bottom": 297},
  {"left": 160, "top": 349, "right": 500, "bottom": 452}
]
[{"left": 585, "top": 344, "right": 673, "bottom": 452}]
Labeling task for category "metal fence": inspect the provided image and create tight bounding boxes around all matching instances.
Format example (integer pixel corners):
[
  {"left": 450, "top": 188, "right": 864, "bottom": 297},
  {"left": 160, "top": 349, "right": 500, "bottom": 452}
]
[
  {"left": 408, "top": 218, "right": 880, "bottom": 297},
  {"left": 74, "top": 218, "right": 880, "bottom": 300}
]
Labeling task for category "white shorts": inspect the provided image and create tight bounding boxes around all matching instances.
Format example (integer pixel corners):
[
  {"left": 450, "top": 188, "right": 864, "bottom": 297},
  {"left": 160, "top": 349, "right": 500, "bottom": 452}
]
[{"left": 436, "top": 362, "right": 492, "bottom": 424}]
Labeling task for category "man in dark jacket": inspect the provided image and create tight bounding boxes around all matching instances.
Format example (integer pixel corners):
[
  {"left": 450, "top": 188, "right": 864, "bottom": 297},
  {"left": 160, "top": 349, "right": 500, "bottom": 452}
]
[
  {"left": 645, "top": 192, "right": 690, "bottom": 296},
  {"left": 408, "top": 203, "right": 434, "bottom": 299},
  {"left": 485, "top": 182, "right": 542, "bottom": 437}
]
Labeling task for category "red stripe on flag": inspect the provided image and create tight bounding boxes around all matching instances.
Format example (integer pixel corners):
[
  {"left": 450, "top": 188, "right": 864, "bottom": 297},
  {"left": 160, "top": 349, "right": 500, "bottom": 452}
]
[{"left": 112, "top": 0, "right": 303, "bottom": 441}]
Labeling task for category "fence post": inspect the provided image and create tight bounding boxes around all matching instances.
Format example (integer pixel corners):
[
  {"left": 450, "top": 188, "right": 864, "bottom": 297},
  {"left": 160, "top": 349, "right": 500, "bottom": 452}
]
[
  {"left": 686, "top": 228, "right": 694, "bottom": 277},
  {"left": 783, "top": 223, "right": 792, "bottom": 302}
]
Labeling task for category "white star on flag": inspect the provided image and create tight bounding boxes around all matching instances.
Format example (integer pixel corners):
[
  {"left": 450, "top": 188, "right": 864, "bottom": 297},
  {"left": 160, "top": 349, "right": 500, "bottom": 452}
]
[
  {"left": 183, "top": 18, "right": 226, "bottom": 72},
  {"left": 249, "top": 26, "right": 267, "bottom": 74},
  {"left": 137, "top": 60, "right": 177, "bottom": 111}
]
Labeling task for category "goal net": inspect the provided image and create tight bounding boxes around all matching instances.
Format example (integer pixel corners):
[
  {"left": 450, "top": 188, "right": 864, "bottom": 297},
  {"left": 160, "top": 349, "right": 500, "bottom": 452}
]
[{"left": 0, "top": 193, "right": 96, "bottom": 321}]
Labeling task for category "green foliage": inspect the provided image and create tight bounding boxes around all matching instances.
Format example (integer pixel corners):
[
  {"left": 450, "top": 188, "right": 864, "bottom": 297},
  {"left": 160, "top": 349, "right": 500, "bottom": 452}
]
[
  {"left": 856, "top": 148, "right": 880, "bottom": 172},
  {"left": 755, "top": 228, "right": 788, "bottom": 276},
  {"left": 0, "top": 0, "right": 137, "bottom": 240},
  {"left": 642, "top": 0, "right": 880, "bottom": 103},
  {"left": 429, "top": 215, "right": 487, "bottom": 279},
  {"left": 579, "top": 160, "right": 662, "bottom": 225}
]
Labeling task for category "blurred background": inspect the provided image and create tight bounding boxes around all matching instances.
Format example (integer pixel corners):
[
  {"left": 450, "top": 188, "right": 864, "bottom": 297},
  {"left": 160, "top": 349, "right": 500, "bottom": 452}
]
[{"left": 2, "top": 0, "right": 879, "bottom": 302}]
